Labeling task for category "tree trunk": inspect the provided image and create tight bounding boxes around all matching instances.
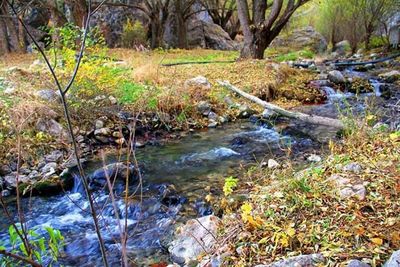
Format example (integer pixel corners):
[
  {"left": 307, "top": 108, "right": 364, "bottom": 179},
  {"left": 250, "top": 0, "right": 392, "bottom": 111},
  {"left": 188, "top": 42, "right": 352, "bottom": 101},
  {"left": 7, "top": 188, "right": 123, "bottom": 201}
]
[
  {"left": 1, "top": 3, "right": 22, "bottom": 53},
  {"left": 150, "top": 20, "right": 163, "bottom": 48},
  {"left": 240, "top": 30, "right": 268, "bottom": 59},
  {"left": 176, "top": 0, "right": 188, "bottom": 49},
  {"left": 0, "top": 17, "right": 9, "bottom": 55},
  {"left": 67, "top": 0, "right": 88, "bottom": 28}
]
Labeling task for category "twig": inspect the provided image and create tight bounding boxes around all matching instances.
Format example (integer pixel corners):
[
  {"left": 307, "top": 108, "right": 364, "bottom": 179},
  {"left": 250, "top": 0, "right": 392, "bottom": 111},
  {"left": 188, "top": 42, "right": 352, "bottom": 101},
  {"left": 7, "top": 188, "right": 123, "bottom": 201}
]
[{"left": 0, "top": 249, "right": 42, "bottom": 267}]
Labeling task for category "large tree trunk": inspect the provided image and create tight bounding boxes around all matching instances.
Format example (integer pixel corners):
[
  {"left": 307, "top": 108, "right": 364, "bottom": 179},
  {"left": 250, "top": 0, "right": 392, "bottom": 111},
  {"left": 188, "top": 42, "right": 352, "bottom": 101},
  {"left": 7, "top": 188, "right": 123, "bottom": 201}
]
[
  {"left": 0, "top": 17, "right": 9, "bottom": 55},
  {"left": 1, "top": 3, "right": 22, "bottom": 53},
  {"left": 150, "top": 20, "right": 164, "bottom": 48},
  {"left": 175, "top": 0, "right": 188, "bottom": 49},
  {"left": 240, "top": 31, "right": 268, "bottom": 59},
  {"left": 67, "top": 0, "right": 88, "bottom": 28}
]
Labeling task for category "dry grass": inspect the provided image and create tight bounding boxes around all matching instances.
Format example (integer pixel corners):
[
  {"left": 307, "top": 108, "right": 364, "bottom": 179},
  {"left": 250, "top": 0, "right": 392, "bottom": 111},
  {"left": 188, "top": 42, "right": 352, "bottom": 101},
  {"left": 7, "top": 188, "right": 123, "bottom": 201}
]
[{"left": 214, "top": 120, "right": 400, "bottom": 266}]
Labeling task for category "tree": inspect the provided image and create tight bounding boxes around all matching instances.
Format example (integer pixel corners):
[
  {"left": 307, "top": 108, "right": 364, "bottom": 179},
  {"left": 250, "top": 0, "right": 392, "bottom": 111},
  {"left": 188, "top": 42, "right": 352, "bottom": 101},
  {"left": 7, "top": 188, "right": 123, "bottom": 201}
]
[
  {"left": 236, "top": 0, "right": 310, "bottom": 59},
  {"left": 65, "top": 0, "right": 88, "bottom": 28},
  {"left": 201, "top": 0, "right": 240, "bottom": 39}
]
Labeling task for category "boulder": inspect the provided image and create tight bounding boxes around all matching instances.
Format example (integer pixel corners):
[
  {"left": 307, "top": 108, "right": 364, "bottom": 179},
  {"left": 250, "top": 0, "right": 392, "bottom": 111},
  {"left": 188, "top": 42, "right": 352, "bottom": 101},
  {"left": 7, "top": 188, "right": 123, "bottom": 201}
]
[
  {"left": 90, "top": 162, "right": 136, "bottom": 186},
  {"left": 328, "top": 70, "right": 346, "bottom": 84},
  {"left": 238, "top": 105, "right": 255, "bottom": 118},
  {"left": 255, "top": 254, "right": 325, "bottom": 267},
  {"left": 45, "top": 150, "right": 64, "bottom": 163},
  {"left": 4, "top": 173, "right": 30, "bottom": 188},
  {"left": 36, "top": 118, "right": 68, "bottom": 140},
  {"left": 197, "top": 101, "right": 212, "bottom": 116},
  {"left": 383, "top": 250, "right": 400, "bottom": 267},
  {"left": 271, "top": 26, "right": 327, "bottom": 53},
  {"left": 169, "top": 215, "right": 220, "bottom": 265},
  {"left": 333, "top": 40, "right": 351, "bottom": 56}
]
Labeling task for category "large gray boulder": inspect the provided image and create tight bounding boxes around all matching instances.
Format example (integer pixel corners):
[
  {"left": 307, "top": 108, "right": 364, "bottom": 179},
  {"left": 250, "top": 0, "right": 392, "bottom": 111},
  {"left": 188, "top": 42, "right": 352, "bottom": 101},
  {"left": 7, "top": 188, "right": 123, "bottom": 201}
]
[
  {"left": 271, "top": 26, "right": 327, "bottom": 53},
  {"left": 187, "top": 20, "right": 238, "bottom": 50},
  {"left": 328, "top": 70, "right": 346, "bottom": 84},
  {"left": 169, "top": 215, "right": 220, "bottom": 265}
]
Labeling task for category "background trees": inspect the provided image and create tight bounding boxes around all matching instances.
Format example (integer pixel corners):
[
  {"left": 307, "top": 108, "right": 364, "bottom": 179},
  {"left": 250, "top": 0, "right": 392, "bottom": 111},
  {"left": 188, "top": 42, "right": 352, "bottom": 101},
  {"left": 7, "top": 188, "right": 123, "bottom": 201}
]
[{"left": 236, "top": 0, "right": 310, "bottom": 59}]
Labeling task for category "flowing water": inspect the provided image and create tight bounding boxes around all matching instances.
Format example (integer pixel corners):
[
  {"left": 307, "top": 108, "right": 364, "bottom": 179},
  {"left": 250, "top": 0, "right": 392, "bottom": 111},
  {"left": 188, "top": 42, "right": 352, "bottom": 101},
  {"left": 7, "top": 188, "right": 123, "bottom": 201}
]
[{"left": 0, "top": 69, "right": 397, "bottom": 266}]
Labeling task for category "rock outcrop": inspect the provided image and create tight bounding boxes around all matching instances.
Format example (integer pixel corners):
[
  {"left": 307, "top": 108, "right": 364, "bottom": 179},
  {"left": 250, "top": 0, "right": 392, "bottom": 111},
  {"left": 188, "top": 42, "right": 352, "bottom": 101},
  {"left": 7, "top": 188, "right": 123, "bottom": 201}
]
[{"left": 271, "top": 27, "right": 327, "bottom": 53}]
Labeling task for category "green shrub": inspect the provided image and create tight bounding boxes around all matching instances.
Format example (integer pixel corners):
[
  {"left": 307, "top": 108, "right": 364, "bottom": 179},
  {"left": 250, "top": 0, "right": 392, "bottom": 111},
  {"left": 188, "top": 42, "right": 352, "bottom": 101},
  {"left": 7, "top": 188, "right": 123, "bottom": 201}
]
[
  {"left": 121, "top": 19, "right": 147, "bottom": 48},
  {"left": 369, "top": 36, "right": 387, "bottom": 49},
  {"left": 117, "top": 81, "right": 147, "bottom": 104}
]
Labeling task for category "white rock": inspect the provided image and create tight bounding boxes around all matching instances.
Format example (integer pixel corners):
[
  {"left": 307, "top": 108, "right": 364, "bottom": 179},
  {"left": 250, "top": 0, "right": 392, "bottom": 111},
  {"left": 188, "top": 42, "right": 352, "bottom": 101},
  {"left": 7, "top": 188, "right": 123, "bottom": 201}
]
[
  {"left": 95, "top": 120, "right": 104, "bottom": 130},
  {"left": 268, "top": 159, "right": 280, "bottom": 169},
  {"left": 169, "top": 215, "right": 220, "bottom": 265},
  {"left": 184, "top": 76, "right": 211, "bottom": 89},
  {"left": 307, "top": 154, "right": 322, "bottom": 162},
  {"left": 4, "top": 87, "right": 16, "bottom": 95}
]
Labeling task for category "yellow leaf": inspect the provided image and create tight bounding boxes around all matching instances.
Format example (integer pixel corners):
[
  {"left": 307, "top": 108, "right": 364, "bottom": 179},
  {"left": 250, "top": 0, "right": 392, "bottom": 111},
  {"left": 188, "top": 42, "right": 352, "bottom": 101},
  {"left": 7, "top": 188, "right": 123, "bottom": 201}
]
[
  {"left": 371, "top": 237, "right": 383, "bottom": 246},
  {"left": 286, "top": 226, "right": 296, "bottom": 237}
]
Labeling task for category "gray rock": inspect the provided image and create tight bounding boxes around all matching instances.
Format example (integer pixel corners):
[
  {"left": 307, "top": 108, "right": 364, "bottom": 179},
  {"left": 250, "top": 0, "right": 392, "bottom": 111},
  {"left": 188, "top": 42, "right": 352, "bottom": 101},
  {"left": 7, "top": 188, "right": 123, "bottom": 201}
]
[
  {"left": 95, "top": 120, "right": 105, "bottom": 130},
  {"left": 94, "top": 127, "right": 111, "bottom": 136},
  {"left": 197, "top": 101, "right": 212, "bottom": 116},
  {"left": 45, "top": 150, "right": 63, "bottom": 163},
  {"left": 208, "top": 111, "right": 218, "bottom": 121},
  {"left": 255, "top": 253, "right": 325, "bottom": 267},
  {"left": 271, "top": 26, "right": 327, "bottom": 53},
  {"left": 262, "top": 109, "right": 278, "bottom": 119},
  {"left": 90, "top": 162, "right": 136, "bottom": 186},
  {"left": 339, "top": 184, "right": 366, "bottom": 200},
  {"left": 208, "top": 120, "right": 218, "bottom": 128},
  {"left": 383, "top": 250, "right": 400, "bottom": 267},
  {"left": 185, "top": 76, "right": 211, "bottom": 89},
  {"left": 334, "top": 40, "right": 351, "bottom": 56},
  {"left": 36, "top": 89, "right": 60, "bottom": 102},
  {"left": 109, "top": 96, "right": 118, "bottom": 105},
  {"left": 41, "top": 162, "right": 58, "bottom": 177},
  {"left": 307, "top": 154, "right": 322, "bottom": 162},
  {"left": 379, "top": 70, "right": 400, "bottom": 83},
  {"left": 135, "top": 142, "right": 145, "bottom": 148},
  {"left": 343, "top": 162, "right": 362, "bottom": 173},
  {"left": 36, "top": 118, "right": 68, "bottom": 140},
  {"left": 328, "top": 70, "right": 346, "bottom": 84},
  {"left": 0, "top": 165, "right": 11, "bottom": 176},
  {"left": 268, "top": 159, "right": 280, "bottom": 169},
  {"left": 348, "top": 259, "right": 370, "bottom": 267},
  {"left": 1, "top": 190, "right": 11, "bottom": 197},
  {"left": 238, "top": 105, "right": 255, "bottom": 118},
  {"left": 169, "top": 215, "right": 220, "bottom": 265},
  {"left": 4, "top": 174, "right": 30, "bottom": 188}
]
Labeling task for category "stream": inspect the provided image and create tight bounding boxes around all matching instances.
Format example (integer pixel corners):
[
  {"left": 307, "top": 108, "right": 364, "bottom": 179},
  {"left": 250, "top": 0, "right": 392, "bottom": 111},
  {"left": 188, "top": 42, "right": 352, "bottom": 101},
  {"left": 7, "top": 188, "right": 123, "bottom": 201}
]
[{"left": 0, "top": 70, "right": 398, "bottom": 266}]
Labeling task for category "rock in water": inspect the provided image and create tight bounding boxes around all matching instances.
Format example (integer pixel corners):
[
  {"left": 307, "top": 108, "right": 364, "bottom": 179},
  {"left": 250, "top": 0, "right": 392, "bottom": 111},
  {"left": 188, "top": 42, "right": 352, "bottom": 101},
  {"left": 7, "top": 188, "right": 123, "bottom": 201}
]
[
  {"left": 169, "top": 215, "right": 220, "bottom": 265},
  {"left": 254, "top": 253, "right": 325, "bottom": 267},
  {"left": 328, "top": 70, "right": 346, "bottom": 84}
]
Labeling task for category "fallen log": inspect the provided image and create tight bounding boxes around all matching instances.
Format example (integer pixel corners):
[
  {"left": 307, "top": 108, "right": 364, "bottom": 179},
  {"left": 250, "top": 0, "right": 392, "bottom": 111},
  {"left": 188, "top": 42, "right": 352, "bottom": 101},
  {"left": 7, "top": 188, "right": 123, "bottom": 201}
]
[
  {"left": 333, "top": 52, "right": 400, "bottom": 67},
  {"left": 218, "top": 81, "right": 344, "bottom": 129},
  {"left": 161, "top": 60, "right": 235, "bottom": 67}
]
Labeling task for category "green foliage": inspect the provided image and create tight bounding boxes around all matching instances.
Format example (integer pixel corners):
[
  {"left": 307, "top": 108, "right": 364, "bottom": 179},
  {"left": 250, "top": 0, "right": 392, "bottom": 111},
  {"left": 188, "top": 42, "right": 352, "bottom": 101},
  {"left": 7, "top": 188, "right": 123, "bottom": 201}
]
[
  {"left": 369, "top": 36, "right": 387, "bottom": 49},
  {"left": 121, "top": 19, "right": 147, "bottom": 48},
  {"left": 117, "top": 81, "right": 147, "bottom": 104},
  {"left": 47, "top": 23, "right": 106, "bottom": 51},
  {"left": 0, "top": 225, "right": 64, "bottom": 266},
  {"left": 223, "top": 176, "right": 239, "bottom": 196},
  {"left": 275, "top": 49, "right": 315, "bottom": 62}
]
